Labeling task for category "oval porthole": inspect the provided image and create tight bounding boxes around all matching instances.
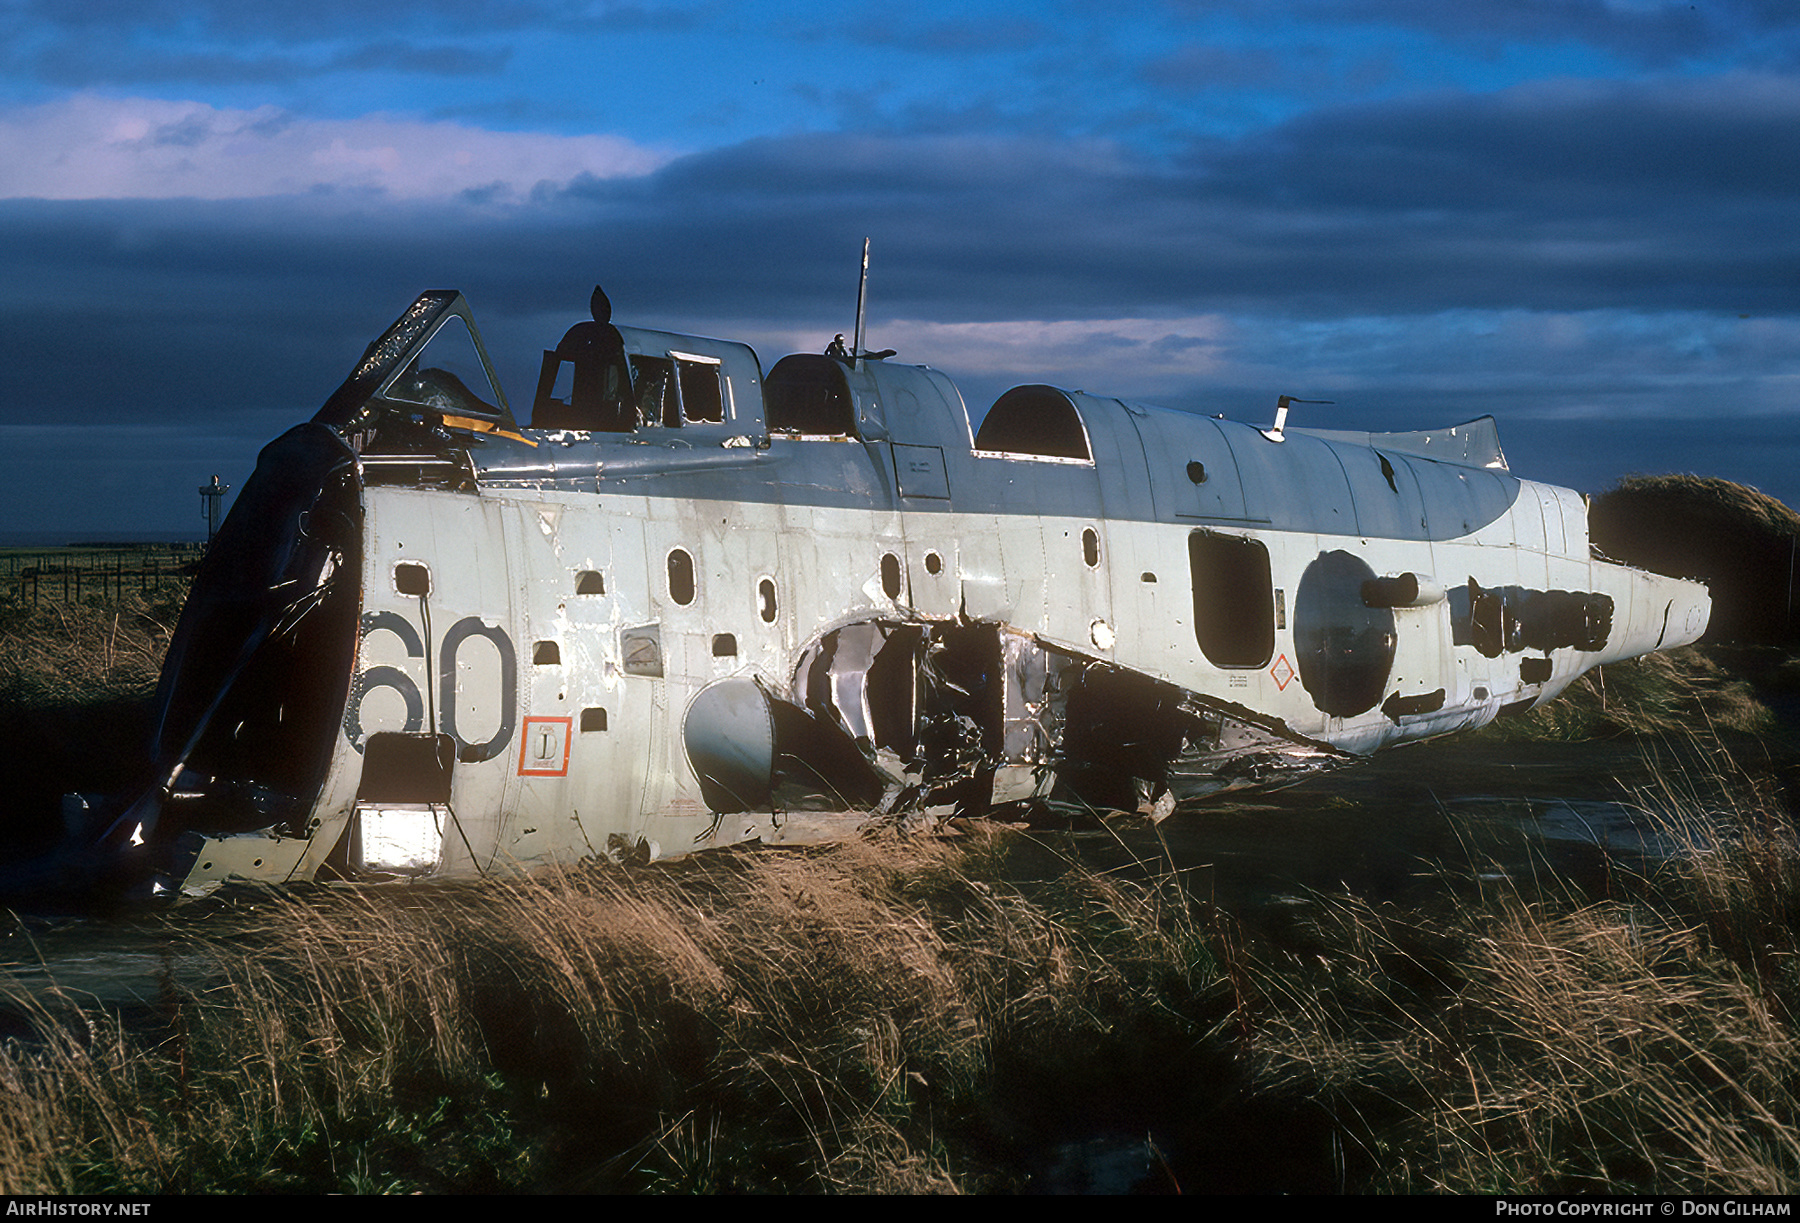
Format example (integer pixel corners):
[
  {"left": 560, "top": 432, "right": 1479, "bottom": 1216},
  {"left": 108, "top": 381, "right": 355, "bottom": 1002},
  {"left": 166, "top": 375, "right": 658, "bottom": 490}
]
[
  {"left": 1081, "top": 527, "right": 1099, "bottom": 568},
  {"left": 924, "top": 551, "right": 943, "bottom": 576},
  {"left": 880, "top": 553, "right": 902, "bottom": 599},
  {"left": 758, "top": 577, "right": 777, "bottom": 623},
  {"left": 668, "top": 548, "right": 696, "bottom": 605}
]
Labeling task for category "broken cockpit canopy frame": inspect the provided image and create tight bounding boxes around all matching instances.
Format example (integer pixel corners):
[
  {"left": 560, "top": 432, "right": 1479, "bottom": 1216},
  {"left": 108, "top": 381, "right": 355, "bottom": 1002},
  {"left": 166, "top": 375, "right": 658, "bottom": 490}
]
[
  {"left": 94, "top": 298, "right": 517, "bottom": 872},
  {"left": 315, "top": 290, "right": 515, "bottom": 433}
]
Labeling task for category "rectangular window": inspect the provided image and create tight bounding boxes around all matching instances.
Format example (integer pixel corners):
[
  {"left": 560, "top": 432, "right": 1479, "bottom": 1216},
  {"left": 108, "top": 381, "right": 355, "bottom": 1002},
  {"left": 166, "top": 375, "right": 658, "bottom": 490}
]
[
  {"left": 673, "top": 354, "right": 725, "bottom": 423},
  {"left": 1189, "top": 531, "right": 1274, "bottom": 668},
  {"left": 631, "top": 356, "right": 678, "bottom": 427}
]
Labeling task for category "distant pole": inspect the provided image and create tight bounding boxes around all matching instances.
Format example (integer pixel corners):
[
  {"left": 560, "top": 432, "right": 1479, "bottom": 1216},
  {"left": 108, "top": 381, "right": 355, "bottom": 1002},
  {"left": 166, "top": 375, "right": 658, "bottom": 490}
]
[{"left": 199, "top": 475, "right": 229, "bottom": 545}]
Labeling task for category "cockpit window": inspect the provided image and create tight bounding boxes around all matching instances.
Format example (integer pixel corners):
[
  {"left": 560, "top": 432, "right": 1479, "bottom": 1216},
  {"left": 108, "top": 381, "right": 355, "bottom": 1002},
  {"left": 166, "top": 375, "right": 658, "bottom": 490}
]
[{"left": 377, "top": 315, "right": 503, "bottom": 418}]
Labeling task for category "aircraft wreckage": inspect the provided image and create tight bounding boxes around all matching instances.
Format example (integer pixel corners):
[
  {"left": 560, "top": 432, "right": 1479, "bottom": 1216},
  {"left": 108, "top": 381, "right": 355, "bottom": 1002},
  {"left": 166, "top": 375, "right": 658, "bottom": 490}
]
[{"left": 82, "top": 281, "right": 1707, "bottom": 897}]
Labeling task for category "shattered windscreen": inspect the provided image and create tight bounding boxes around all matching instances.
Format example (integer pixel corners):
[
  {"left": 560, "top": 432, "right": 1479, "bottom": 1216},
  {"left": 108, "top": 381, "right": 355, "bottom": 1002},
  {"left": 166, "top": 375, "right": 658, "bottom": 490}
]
[{"left": 377, "top": 315, "right": 505, "bottom": 419}]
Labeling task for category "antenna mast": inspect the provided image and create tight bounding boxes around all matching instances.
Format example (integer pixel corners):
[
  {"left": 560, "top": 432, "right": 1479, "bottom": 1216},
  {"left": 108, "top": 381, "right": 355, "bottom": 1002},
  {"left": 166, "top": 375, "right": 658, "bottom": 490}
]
[
  {"left": 852, "top": 237, "right": 869, "bottom": 369},
  {"left": 1265, "top": 394, "right": 1333, "bottom": 442}
]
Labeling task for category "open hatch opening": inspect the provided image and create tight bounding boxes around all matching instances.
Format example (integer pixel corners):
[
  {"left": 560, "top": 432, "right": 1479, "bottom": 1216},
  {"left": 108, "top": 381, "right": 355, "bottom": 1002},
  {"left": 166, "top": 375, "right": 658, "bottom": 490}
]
[
  {"left": 974, "top": 386, "right": 1092, "bottom": 461},
  {"left": 766, "top": 355, "right": 855, "bottom": 436}
]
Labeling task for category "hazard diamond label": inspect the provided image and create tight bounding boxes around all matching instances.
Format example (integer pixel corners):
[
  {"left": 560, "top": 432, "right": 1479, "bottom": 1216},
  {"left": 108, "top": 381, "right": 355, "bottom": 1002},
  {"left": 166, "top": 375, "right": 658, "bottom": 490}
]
[{"left": 1270, "top": 654, "right": 1295, "bottom": 691}]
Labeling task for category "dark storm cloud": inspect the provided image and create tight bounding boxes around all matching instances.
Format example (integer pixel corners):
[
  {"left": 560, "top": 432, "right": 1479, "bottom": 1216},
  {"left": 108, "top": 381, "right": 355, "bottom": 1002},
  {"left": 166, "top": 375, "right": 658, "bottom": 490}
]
[
  {"left": 14, "top": 0, "right": 678, "bottom": 37},
  {"left": 1141, "top": 44, "right": 1324, "bottom": 93},
  {"left": 1208, "top": 75, "right": 1800, "bottom": 208},
  {"left": 1174, "top": 0, "right": 1800, "bottom": 66},
  {"left": 827, "top": 12, "right": 1052, "bottom": 56},
  {"left": 19, "top": 43, "right": 314, "bottom": 89},
  {"left": 4, "top": 0, "right": 693, "bottom": 90},
  {"left": 20, "top": 41, "right": 504, "bottom": 89},
  {"left": 333, "top": 41, "right": 509, "bottom": 77},
  {"left": 3, "top": 72, "right": 1794, "bottom": 430},
  {"left": 556, "top": 73, "right": 1800, "bottom": 320}
]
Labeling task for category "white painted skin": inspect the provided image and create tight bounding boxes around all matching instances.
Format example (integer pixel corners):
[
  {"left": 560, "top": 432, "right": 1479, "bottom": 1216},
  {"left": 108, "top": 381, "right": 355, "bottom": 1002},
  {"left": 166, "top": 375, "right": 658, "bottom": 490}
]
[{"left": 161, "top": 302, "right": 1709, "bottom": 894}]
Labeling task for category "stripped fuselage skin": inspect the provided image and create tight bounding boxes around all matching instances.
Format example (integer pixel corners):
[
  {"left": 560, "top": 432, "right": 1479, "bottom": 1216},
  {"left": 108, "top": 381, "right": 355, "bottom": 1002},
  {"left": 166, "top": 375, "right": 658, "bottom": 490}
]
[{"left": 120, "top": 290, "right": 1710, "bottom": 893}]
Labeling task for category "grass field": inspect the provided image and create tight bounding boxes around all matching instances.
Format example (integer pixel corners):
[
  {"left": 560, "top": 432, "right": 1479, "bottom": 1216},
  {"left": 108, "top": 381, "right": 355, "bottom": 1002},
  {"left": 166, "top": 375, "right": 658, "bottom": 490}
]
[
  {"left": 0, "top": 761, "right": 1796, "bottom": 1194},
  {"left": 0, "top": 550, "right": 1797, "bottom": 1192}
]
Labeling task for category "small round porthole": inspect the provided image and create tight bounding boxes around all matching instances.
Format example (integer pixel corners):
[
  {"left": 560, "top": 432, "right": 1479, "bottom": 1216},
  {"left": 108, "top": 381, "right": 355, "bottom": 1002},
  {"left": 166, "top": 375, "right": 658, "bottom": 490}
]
[
  {"left": 924, "top": 551, "right": 943, "bottom": 576},
  {"left": 667, "top": 548, "right": 696, "bottom": 605}
]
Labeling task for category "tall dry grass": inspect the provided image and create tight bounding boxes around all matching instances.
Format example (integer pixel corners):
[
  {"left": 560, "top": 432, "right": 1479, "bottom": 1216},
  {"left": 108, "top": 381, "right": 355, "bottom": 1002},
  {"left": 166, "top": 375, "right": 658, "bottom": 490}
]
[
  {"left": 2, "top": 562, "right": 1799, "bottom": 1191},
  {"left": 1234, "top": 741, "right": 1800, "bottom": 1194},
  {"left": 1477, "top": 644, "right": 1778, "bottom": 742},
  {"left": 1, "top": 751, "right": 1798, "bottom": 1192},
  {"left": 0, "top": 592, "right": 179, "bottom": 711},
  {"left": 0, "top": 591, "right": 185, "bottom": 839},
  {"left": 0, "top": 828, "right": 1221, "bottom": 1194}
]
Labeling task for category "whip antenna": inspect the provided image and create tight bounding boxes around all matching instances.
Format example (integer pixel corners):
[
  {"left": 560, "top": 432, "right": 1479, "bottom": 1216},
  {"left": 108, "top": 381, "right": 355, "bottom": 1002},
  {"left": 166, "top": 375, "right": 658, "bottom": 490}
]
[{"left": 852, "top": 237, "right": 869, "bottom": 369}]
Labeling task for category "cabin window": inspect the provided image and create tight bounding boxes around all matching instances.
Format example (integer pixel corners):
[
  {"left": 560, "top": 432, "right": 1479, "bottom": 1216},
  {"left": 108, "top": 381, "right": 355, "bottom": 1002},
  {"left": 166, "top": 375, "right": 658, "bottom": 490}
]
[
  {"left": 765, "top": 354, "right": 855, "bottom": 436},
  {"left": 880, "top": 553, "right": 902, "bottom": 600},
  {"left": 974, "top": 385, "right": 1092, "bottom": 462},
  {"left": 1189, "top": 531, "right": 1274, "bottom": 668},
  {"left": 674, "top": 355, "right": 725, "bottom": 423},
  {"left": 531, "top": 320, "right": 636, "bottom": 432},
  {"left": 1082, "top": 528, "right": 1100, "bottom": 568},
  {"left": 668, "top": 549, "right": 696, "bottom": 605},
  {"left": 712, "top": 633, "right": 738, "bottom": 657},
  {"left": 581, "top": 707, "right": 608, "bottom": 732},
  {"left": 626, "top": 352, "right": 727, "bottom": 426},
  {"left": 758, "top": 578, "right": 777, "bottom": 623},
  {"left": 632, "top": 356, "right": 679, "bottom": 427},
  {"left": 533, "top": 641, "right": 560, "bottom": 665},
  {"left": 576, "top": 570, "right": 605, "bottom": 595},
  {"left": 544, "top": 360, "right": 574, "bottom": 406}
]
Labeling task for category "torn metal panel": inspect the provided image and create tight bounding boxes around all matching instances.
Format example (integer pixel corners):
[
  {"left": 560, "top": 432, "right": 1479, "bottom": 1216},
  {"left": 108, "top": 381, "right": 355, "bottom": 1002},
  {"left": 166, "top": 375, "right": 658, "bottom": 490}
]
[{"left": 70, "top": 280, "right": 1710, "bottom": 899}]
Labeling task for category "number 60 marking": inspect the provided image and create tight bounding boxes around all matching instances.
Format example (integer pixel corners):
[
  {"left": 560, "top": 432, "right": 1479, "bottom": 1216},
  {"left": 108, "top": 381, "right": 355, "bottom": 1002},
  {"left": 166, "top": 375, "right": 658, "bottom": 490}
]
[{"left": 343, "top": 610, "right": 517, "bottom": 763}]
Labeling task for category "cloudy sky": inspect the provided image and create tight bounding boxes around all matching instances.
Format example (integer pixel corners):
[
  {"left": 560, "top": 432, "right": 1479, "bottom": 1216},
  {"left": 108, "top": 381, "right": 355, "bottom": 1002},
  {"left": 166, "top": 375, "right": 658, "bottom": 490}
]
[{"left": 1, "top": 1, "right": 1796, "bottom": 537}]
